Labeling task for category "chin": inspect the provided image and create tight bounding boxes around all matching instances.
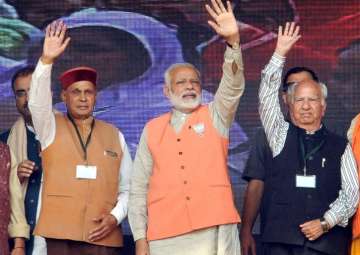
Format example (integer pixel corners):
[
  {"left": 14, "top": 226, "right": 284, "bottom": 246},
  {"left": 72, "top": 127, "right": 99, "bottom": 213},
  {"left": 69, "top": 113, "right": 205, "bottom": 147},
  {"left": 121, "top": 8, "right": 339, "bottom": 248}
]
[{"left": 72, "top": 111, "right": 92, "bottom": 119}]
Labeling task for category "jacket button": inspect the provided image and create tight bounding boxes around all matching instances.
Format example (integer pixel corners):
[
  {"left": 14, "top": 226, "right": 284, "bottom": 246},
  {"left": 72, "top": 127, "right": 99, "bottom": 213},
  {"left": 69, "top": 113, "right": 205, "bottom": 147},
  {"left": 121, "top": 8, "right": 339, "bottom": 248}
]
[
  {"left": 179, "top": 152, "right": 183, "bottom": 155},
  {"left": 186, "top": 196, "right": 190, "bottom": 200},
  {"left": 307, "top": 194, "right": 312, "bottom": 199},
  {"left": 181, "top": 165, "right": 185, "bottom": 169},
  {"left": 177, "top": 138, "right": 181, "bottom": 142},
  {"left": 184, "top": 180, "right": 188, "bottom": 184}
]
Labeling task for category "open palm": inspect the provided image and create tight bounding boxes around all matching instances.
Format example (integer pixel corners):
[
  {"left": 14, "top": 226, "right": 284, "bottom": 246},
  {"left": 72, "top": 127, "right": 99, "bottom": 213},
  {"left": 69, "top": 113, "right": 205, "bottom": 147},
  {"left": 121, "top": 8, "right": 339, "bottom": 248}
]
[
  {"left": 275, "top": 22, "right": 301, "bottom": 57},
  {"left": 42, "top": 20, "right": 70, "bottom": 64},
  {"left": 206, "top": 0, "right": 239, "bottom": 43}
]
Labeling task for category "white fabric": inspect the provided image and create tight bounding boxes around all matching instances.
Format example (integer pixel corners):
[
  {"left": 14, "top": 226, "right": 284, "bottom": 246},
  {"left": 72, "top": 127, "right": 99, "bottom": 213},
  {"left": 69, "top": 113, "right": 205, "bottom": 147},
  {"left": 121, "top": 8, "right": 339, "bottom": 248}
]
[
  {"left": 149, "top": 225, "right": 240, "bottom": 255},
  {"left": 7, "top": 117, "right": 47, "bottom": 254}
]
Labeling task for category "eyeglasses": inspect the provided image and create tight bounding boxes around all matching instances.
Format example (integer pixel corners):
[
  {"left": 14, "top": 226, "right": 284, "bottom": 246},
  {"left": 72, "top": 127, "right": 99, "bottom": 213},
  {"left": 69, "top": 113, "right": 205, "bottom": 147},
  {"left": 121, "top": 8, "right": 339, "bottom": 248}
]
[{"left": 15, "top": 90, "right": 29, "bottom": 98}]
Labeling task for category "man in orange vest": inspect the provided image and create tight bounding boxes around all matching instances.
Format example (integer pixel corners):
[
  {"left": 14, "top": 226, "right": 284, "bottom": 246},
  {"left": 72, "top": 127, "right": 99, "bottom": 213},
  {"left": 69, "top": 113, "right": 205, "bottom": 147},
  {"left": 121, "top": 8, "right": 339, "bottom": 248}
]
[
  {"left": 347, "top": 116, "right": 360, "bottom": 254},
  {"left": 128, "top": 1, "right": 244, "bottom": 255},
  {"left": 27, "top": 20, "right": 132, "bottom": 254}
]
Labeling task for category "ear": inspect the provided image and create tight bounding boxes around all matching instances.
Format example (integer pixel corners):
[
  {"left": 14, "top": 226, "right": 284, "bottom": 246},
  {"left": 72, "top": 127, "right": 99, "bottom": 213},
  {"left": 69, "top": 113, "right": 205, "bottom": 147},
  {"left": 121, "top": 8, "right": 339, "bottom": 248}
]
[
  {"left": 321, "top": 101, "right": 327, "bottom": 117},
  {"left": 163, "top": 84, "right": 170, "bottom": 99},
  {"left": 60, "top": 90, "right": 66, "bottom": 103},
  {"left": 281, "top": 93, "right": 288, "bottom": 105}
]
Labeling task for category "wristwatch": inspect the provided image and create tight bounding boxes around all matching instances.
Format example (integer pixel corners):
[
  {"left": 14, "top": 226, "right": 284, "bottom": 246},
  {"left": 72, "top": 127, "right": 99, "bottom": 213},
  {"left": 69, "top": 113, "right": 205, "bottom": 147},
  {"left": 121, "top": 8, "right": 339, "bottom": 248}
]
[
  {"left": 226, "top": 41, "right": 240, "bottom": 50},
  {"left": 320, "top": 217, "right": 330, "bottom": 233}
]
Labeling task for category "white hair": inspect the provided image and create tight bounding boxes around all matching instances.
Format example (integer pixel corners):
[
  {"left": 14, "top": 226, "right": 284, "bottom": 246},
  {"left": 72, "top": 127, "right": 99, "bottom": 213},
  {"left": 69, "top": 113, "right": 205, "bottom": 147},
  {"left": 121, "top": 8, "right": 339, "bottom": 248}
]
[
  {"left": 287, "top": 81, "right": 328, "bottom": 105},
  {"left": 164, "top": 63, "right": 201, "bottom": 87}
]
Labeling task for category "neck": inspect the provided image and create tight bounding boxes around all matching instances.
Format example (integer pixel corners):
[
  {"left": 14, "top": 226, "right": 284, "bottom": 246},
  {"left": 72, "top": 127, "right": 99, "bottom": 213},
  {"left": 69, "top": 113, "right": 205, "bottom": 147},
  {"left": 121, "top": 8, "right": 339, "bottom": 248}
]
[
  {"left": 174, "top": 108, "right": 193, "bottom": 114},
  {"left": 297, "top": 123, "right": 322, "bottom": 133},
  {"left": 69, "top": 114, "right": 94, "bottom": 127},
  {"left": 173, "top": 105, "right": 200, "bottom": 114},
  {"left": 23, "top": 116, "right": 33, "bottom": 128}
]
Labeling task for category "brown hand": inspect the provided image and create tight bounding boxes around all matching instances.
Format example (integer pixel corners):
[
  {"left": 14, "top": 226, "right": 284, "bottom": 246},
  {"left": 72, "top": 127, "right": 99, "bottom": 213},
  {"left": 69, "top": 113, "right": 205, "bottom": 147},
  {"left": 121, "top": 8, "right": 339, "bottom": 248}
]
[
  {"left": 88, "top": 214, "right": 117, "bottom": 242},
  {"left": 11, "top": 238, "right": 25, "bottom": 255},
  {"left": 240, "top": 227, "right": 257, "bottom": 255},
  {"left": 135, "top": 238, "right": 150, "bottom": 255},
  {"left": 11, "top": 247, "right": 25, "bottom": 255},
  {"left": 299, "top": 219, "right": 324, "bottom": 241},
  {"left": 17, "top": 160, "right": 36, "bottom": 183}
]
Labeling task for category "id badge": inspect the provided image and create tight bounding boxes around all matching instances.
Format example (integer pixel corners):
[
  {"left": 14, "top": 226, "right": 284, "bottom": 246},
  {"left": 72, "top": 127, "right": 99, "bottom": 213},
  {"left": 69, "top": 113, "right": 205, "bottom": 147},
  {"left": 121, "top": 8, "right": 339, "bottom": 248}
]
[
  {"left": 76, "top": 165, "right": 97, "bottom": 179},
  {"left": 296, "top": 175, "right": 316, "bottom": 188}
]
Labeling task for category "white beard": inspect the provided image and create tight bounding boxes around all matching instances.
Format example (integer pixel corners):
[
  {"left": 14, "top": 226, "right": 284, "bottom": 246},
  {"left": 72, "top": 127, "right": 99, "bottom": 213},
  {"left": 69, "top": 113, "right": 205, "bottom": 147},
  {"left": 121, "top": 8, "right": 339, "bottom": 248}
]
[{"left": 169, "top": 90, "right": 202, "bottom": 113}]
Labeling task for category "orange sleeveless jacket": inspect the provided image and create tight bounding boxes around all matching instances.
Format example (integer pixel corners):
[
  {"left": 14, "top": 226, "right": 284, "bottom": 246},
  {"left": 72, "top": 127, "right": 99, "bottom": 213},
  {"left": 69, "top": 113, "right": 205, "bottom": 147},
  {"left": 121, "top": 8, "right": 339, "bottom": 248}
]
[
  {"left": 351, "top": 114, "right": 360, "bottom": 238},
  {"left": 34, "top": 114, "right": 123, "bottom": 247},
  {"left": 146, "top": 105, "right": 240, "bottom": 241}
]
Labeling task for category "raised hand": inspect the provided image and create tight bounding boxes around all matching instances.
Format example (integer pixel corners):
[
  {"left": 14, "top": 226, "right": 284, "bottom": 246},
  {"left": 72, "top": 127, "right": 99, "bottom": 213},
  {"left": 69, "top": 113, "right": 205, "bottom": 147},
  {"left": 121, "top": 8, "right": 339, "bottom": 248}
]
[
  {"left": 41, "top": 20, "right": 71, "bottom": 64},
  {"left": 275, "top": 22, "right": 301, "bottom": 57},
  {"left": 206, "top": 0, "right": 240, "bottom": 46}
]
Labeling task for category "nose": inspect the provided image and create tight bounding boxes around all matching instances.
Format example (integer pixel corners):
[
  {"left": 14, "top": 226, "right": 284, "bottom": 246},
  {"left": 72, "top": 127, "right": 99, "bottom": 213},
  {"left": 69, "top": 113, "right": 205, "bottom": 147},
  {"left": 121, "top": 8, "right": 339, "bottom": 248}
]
[
  {"left": 185, "top": 80, "right": 194, "bottom": 90},
  {"left": 301, "top": 99, "right": 311, "bottom": 109},
  {"left": 79, "top": 92, "right": 87, "bottom": 101}
]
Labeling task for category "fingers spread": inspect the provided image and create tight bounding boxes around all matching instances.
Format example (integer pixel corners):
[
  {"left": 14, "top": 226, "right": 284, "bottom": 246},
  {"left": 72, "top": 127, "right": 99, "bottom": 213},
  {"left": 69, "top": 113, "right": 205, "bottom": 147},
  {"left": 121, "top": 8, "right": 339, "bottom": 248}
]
[
  {"left": 216, "top": 0, "right": 227, "bottom": 13},
  {"left": 211, "top": 0, "right": 222, "bottom": 15},
  {"left": 205, "top": 4, "right": 218, "bottom": 20},
  {"left": 284, "top": 22, "right": 290, "bottom": 35},
  {"left": 226, "top": 1, "right": 233, "bottom": 14}
]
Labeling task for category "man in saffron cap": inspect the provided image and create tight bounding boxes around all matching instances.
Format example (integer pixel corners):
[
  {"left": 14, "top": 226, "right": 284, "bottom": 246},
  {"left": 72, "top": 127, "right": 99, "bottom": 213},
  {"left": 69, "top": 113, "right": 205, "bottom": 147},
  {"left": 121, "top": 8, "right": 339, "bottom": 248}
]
[
  {"left": 128, "top": 1, "right": 244, "bottom": 254},
  {"left": 27, "top": 20, "right": 132, "bottom": 255}
]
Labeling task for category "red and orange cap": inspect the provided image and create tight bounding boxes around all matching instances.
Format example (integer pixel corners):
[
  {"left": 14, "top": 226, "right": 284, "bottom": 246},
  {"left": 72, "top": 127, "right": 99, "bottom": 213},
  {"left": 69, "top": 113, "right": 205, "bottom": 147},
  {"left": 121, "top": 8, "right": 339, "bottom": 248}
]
[{"left": 59, "top": 66, "right": 97, "bottom": 90}]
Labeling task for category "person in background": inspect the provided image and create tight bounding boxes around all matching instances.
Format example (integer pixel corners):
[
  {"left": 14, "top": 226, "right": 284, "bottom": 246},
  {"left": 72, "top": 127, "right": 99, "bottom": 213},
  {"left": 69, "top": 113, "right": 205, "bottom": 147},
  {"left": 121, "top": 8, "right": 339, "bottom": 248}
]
[
  {"left": 0, "top": 142, "right": 11, "bottom": 255},
  {"left": 1, "top": 66, "right": 47, "bottom": 255}
]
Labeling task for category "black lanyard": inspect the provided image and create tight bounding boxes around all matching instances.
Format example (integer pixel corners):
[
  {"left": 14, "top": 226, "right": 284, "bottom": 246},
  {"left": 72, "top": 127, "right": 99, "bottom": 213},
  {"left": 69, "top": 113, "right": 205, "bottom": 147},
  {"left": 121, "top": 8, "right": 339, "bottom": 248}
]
[
  {"left": 299, "top": 134, "right": 325, "bottom": 176},
  {"left": 67, "top": 113, "right": 95, "bottom": 163}
]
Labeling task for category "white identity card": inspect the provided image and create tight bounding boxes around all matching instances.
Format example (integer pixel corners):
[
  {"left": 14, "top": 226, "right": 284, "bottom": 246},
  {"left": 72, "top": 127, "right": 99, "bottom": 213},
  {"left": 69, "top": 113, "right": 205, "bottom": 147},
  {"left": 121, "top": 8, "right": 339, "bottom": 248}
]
[
  {"left": 296, "top": 175, "right": 316, "bottom": 188},
  {"left": 76, "top": 165, "right": 97, "bottom": 179}
]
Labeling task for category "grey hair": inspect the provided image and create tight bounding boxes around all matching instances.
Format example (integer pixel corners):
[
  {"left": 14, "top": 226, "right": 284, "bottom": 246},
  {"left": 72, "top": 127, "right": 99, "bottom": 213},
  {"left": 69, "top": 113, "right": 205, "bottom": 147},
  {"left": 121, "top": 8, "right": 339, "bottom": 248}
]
[
  {"left": 287, "top": 81, "right": 328, "bottom": 105},
  {"left": 164, "top": 63, "right": 201, "bottom": 87}
]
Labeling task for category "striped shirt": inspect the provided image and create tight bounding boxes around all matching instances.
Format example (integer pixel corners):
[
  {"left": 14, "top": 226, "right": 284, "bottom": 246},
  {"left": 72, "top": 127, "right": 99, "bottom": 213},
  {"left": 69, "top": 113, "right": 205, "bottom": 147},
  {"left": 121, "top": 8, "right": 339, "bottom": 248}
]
[{"left": 258, "top": 53, "right": 359, "bottom": 228}]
